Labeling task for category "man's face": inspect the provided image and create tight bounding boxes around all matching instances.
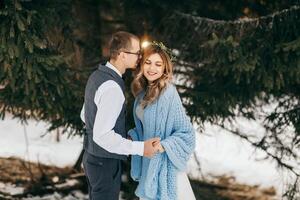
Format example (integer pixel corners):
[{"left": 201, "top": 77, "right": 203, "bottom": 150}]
[{"left": 124, "top": 38, "right": 141, "bottom": 69}]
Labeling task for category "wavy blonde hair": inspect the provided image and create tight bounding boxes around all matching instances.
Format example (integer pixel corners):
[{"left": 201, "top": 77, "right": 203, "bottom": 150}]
[{"left": 131, "top": 44, "right": 173, "bottom": 107}]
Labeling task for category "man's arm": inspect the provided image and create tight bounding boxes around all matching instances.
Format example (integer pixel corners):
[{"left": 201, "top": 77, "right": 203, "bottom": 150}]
[{"left": 93, "top": 80, "right": 144, "bottom": 156}]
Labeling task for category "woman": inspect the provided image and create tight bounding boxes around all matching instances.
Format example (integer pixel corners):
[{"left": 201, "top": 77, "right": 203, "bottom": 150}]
[{"left": 128, "top": 41, "right": 196, "bottom": 200}]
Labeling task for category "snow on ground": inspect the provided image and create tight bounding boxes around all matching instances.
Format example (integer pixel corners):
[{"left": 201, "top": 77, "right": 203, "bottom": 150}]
[
  {"left": 0, "top": 181, "right": 125, "bottom": 200},
  {"left": 0, "top": 182, "right": 24, "bottom": 196},
  {"left": 0, "top": 112, "right": 297, "bottom": 198},
  {"left": 188, "top": 123, "right": 284, "bottom": 194},
  {"left": 22, "top": 191, "right": 88, "bottom": 200},
  {"left": 0, "top": 114, "right": 83, "bottom": 167}
]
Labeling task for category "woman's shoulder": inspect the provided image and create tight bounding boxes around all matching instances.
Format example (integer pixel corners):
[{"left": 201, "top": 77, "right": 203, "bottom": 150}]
[
  {"left": 161, "top": 83, "right": 178, "bottom": 99},
  {"left": 134, "top": 90, "right": 145, "bottom": 105}
]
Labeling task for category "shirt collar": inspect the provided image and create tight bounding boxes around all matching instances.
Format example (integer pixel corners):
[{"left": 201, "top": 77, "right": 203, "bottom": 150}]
[{"left": 105, "top": 62, "right": 122, "bottom": 77}]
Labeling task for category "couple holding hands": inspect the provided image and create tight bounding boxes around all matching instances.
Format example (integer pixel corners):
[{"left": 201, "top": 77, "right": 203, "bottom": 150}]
[{"left": 80, "top": 31, "right": 196, "bottom": 200}]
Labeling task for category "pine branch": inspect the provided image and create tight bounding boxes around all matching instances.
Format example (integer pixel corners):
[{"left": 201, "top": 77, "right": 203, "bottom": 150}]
[{"left": 174, "top": 5, "right": 300, "bottom": 25}]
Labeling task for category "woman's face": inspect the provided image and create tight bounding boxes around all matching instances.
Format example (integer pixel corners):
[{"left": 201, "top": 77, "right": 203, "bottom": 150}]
[{"left": 142, "top": 53, "right": 165, "bottom": 83}]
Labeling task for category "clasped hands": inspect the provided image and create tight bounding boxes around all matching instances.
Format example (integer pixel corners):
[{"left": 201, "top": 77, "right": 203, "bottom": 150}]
[
  {"left": 128, "top": 136, "right": 165, "bottom": 158},
  {"left": 143, "top": 137, "right": 165, "bottom": 158}
]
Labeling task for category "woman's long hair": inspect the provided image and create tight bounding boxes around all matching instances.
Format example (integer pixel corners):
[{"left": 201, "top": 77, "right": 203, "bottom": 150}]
[{"left": 131, "top": 44, "right": 173, "bottom": 107}]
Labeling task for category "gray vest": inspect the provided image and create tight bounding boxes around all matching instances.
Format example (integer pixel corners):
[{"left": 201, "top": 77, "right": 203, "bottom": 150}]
[{"left": 83, "top": 64, "right": 127, "bottom": 160}]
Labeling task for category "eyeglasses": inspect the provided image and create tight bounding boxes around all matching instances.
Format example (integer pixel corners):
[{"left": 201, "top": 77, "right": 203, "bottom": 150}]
[{"left": 123, "top": 50, "right": 141, "bottom": 57}]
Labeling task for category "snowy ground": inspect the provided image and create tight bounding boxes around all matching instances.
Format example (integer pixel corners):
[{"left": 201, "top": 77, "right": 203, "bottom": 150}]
[{"left": 0, "top": 112, "right": 297, "bottom": 199}]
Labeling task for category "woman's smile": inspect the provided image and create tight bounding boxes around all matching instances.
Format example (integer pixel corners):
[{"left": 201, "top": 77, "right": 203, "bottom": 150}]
[{"left": 147, "top": 71, "right": 158, "bottom": 76}]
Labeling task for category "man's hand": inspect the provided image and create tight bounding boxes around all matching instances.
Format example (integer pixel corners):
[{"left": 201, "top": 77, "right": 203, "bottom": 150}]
[{"left": 143, "top": 137, "right": 160, "bottom": 158}]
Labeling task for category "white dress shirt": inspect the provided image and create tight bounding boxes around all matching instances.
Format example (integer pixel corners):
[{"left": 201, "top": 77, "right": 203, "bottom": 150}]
[{"left": 80, "top": 62, "right": 144, "bottom": 156}]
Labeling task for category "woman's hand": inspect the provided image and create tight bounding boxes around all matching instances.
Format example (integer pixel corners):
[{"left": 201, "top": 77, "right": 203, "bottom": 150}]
[{"left": 153, "top": 140, "right": 165, "bottom": 153}]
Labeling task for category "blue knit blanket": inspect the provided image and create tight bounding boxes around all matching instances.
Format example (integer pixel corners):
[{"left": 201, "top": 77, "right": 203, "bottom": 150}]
[{"left": 128, "top": 84, "right": 195, "bottom": 200}]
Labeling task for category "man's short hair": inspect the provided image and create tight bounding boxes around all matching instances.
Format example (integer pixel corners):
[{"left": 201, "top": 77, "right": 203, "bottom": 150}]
[{"left": 109, "top": 31, "right": 139, "bottom": 60}]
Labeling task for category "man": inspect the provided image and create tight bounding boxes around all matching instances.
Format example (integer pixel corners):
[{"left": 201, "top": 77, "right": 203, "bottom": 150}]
[{"left": 80, "top": 31, "right": 160, "bottom": 200}]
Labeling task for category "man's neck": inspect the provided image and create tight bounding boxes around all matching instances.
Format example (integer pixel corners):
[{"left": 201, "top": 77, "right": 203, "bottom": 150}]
[{"left": 109, "top": 59, "right": 125, "bottom": 75}]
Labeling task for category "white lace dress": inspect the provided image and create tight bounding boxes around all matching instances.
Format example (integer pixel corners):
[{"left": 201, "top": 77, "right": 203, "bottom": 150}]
[{"left": 136, "top": 104, "right": 196, "bottom": 200}]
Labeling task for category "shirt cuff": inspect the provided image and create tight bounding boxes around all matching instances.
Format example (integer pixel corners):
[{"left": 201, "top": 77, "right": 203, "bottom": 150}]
[{"left": 132, "top": 141, "right": 144, "bottom": 156}]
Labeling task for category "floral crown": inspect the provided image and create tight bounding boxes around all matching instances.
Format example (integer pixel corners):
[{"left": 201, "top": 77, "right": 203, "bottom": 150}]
[{"left": 142, "top": 41, "right": 176, "bottom": 61}]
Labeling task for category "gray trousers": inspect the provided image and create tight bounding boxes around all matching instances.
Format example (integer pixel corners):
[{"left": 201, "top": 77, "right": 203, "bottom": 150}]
[{"left": 83, "top": 151, "right": 122, "bottom": 200}]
